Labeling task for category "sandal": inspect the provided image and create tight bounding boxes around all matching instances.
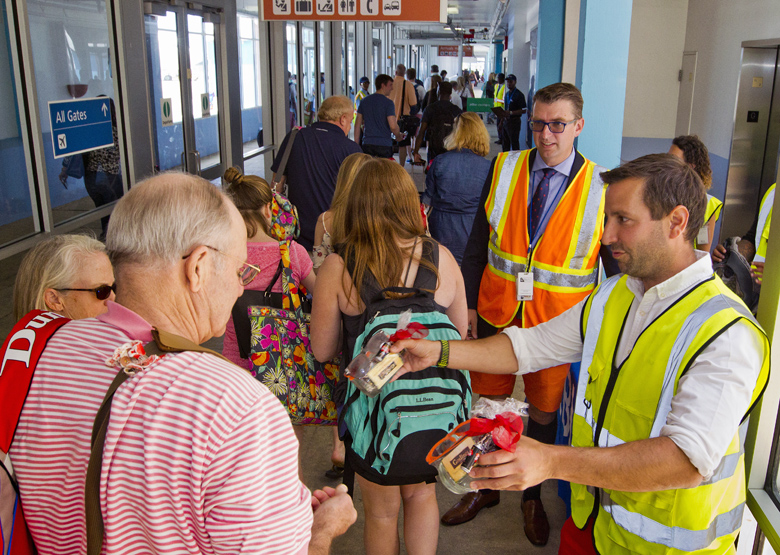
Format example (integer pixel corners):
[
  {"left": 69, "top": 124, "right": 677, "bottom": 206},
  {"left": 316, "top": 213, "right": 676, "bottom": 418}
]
[{"left": 324, "top": 464, "right": 344, "bottom": 479}]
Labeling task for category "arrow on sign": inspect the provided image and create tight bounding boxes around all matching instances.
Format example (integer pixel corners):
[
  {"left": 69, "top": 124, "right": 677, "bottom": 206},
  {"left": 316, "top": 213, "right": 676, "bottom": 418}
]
[{"left": 101, "top": 103, "right": 108, "bottom": 117}]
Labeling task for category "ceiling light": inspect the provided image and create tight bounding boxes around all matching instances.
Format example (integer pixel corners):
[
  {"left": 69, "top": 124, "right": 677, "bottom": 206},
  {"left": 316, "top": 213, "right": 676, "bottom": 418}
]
[{"left": 447, "top": 7, "right": 459, "bottom": 14}]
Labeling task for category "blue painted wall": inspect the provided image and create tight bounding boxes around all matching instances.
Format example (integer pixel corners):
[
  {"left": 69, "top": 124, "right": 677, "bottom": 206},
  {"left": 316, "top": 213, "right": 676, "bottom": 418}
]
[
  {"left": 536, "top": 0, "right": 565, "bottom": 89},
  {"left": 574, "top": 0, "right": 633, "bottom": 170}
]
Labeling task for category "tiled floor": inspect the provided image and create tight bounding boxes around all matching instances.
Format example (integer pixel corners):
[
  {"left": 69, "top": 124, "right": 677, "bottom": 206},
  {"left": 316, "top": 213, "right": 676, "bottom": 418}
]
[{"left": 1, "top": 124, "right": 567, "bottom": 554}]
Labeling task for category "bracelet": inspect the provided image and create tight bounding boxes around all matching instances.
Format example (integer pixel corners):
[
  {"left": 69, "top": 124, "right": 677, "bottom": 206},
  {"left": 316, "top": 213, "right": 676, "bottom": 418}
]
[{"left": 436, "top": 340, "right": 450, "bottom": 368}]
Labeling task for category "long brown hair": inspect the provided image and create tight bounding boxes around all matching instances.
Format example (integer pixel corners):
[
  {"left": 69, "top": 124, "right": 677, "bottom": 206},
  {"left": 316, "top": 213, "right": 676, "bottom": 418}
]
[
  {"left": 223, "top": 166, "right": 273, "bottom": 238},
  {"left": 330, "top": 152, "right": 372, "bottom": 245},
  {"left": 340, "top": 159, "right": 438, "bottom": 302}
]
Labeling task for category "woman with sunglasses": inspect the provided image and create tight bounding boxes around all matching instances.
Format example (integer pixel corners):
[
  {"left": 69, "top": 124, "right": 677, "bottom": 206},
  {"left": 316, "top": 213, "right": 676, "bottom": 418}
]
[
  {"left": 221, "top": 166, "right": 316, "bottom": 370},
  {"left": 13, "top": 234, "right": 115, "bottom": 321}
]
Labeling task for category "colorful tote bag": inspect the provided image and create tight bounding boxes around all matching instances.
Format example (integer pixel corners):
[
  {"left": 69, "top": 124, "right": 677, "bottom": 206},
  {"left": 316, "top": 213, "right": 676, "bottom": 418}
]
[{"left": 249, "top": 241, "right": 338, "bottom": 425}]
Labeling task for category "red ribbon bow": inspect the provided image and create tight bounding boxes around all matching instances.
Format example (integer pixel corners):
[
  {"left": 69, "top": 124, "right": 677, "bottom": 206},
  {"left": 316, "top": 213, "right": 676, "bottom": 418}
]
[
  {"left": 389, "top": 321, "right": 429, "bottom": 342},
  {"left": 466, "top": 412, "right": 525, "bottom": 452}
]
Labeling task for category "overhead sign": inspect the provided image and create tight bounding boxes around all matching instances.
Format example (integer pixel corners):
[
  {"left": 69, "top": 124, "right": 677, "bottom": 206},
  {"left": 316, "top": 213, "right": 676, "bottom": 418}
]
[
  {"left": 161, "top": 98, "right": 173, "bottom": 127},
  {"left": 261, "top": 0, "right": 443, "bottom": 21},
  {"left": 438, "top": 45, "right": 474, "bottom": 57},
  {"left": 48, "top": 97, "right": 113, "bottom": 159}
]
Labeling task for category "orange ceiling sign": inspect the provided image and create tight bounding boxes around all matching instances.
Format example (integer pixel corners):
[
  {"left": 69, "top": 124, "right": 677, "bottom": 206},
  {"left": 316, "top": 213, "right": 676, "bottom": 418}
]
[
  {"left": 260, "top": 0, "right": 446, "bottom": 22},
  {"left": 438, "top": 45, "right": 474, "bottom": 57}
]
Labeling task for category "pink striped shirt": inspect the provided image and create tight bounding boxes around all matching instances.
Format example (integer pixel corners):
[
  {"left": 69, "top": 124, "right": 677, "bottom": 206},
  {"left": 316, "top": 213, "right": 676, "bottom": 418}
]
[{"left": 10, "top": 302, "right": 312, "bottom": 554}]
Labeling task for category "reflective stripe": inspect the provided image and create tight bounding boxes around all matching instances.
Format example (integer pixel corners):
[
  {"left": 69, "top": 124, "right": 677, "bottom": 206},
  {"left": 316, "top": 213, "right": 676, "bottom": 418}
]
[
  {"left": 754, "top": 185, "right": 775, "bottom": 263},
  {"left": 488, "top": 151, "right": 523, "bottom": 232},
  {"left": 575, "top": 276, "right": 622, "bottom": 439},
  {"left": 701, "top": 449, "right": 743, "bottom": 486},
  {"left": 649, "top": 293, "right": 753, "bottom": 437},
  {"left": 601, "top": 489, "right": 744, "bottom": 551},
  {"left": 570, "top": 167, "right": 606, "bottom": 270},
  {"left": 488, "top": 246, "right": 598, "bottom": 289}
]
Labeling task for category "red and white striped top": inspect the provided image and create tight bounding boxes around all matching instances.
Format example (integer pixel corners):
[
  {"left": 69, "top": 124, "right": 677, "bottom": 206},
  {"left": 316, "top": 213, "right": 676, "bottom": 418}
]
[{"left": 10, "top": 302, "right": 312, "bottom": 554}]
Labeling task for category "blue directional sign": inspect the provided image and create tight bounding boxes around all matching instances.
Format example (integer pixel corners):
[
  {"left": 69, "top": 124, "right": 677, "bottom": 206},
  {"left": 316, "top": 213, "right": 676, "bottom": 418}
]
[{"left": 48, "top": 97, "right": 114, "bottom": 159}]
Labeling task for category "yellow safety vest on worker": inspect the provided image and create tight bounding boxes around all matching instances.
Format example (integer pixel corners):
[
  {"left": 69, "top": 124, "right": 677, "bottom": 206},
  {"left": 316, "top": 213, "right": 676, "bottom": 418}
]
[
  {"left": 478, "top": 149, "right": 606, "bottom": 328},
  {"left": 494, "top": 84, "right": 505, "bottom": 108},
  {"left": 754, "top": 183, "right": 775, "bottom": 263},
  {"left": 694, "top": 194, "right": 724, "bottom": 249},
  {"left": 571, "top": 274, "right": 770, "bottom": 554},
  {"left": 353, "top": 89, "right": 369, "bottom": 124}
]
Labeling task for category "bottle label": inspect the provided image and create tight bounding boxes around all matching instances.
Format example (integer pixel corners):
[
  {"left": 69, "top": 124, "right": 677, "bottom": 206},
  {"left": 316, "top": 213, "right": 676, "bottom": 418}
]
[{"left": 441, "top": 436, "right": 476, "bottom": 482}]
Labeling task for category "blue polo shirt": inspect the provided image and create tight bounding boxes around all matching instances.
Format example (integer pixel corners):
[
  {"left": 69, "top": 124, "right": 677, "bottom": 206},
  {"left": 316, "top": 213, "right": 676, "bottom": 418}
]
[
  {"left": 271, "top": 121, "right": 362, "bottom": 250},
  {"left": 358, "top": 93, "right": 395, "bottom": 147}
]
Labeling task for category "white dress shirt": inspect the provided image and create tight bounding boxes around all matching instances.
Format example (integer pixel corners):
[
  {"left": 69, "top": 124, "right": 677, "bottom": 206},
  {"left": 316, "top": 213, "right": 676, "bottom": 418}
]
[{"left": 502, "top": 251, "right": 765, "bottom": 479}]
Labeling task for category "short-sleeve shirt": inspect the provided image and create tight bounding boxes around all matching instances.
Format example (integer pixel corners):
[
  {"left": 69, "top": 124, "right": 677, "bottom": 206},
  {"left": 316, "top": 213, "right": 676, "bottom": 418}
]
[
  {"left": 505, "top": 87, "right": 527, "bottom": 114},
  {"left": 357, "top": 93, "right": 396, "bottom": 147},
  {"left": 389, "top": 76, "right": 417, "bottom": 117},
  {"left": 271, "top": 121, "right": 362, "bottom": 250}
]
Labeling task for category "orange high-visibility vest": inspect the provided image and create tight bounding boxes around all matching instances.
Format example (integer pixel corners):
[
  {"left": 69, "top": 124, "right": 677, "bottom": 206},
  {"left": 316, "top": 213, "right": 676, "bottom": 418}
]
[{"left": 478, "top": 149, "right": 606, "bottom": 328}]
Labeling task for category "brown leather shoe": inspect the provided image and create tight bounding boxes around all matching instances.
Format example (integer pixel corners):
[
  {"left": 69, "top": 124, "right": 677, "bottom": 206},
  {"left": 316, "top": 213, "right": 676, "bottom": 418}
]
[
  {"left": 522, "top": 499, "right": 550, "bottom": 546},
  {"left": 440, "top": 490, "right": 500, "bottom": 525}
]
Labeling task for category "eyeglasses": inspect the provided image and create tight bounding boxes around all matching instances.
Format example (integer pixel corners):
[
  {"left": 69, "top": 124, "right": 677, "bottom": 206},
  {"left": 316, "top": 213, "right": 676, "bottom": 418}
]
[
  {"left": 58, "top": 284, "right": 115, "bottom": 300},
  {"left": 529, "top": 119, "right": 580, "bottom": 133},
  {"left": 182, "top": 245, "right": 262, "bottom": 286}
]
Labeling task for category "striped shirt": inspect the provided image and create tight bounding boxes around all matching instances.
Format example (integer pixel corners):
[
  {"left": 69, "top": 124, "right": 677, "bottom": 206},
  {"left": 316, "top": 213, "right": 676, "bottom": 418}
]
[{"left": 10, "top": 302, "right": 312, "bottom": 554}]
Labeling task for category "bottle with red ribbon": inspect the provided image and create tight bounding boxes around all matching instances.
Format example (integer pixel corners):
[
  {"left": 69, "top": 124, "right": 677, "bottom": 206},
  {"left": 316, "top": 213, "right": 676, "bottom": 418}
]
[
  {"left": 344, "top": 309, "right": 429, "bottom": 397},
  {"left": 426, "top": 397, "right": 529, "bottom": 493}
]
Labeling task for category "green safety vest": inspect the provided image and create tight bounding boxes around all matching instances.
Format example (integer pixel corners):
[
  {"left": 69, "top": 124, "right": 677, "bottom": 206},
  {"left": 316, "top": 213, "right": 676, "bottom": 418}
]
[
  {"left": 754, "top": 183, "right": 775, "bottom": 263},
  {"left": 571, "top": 273, "right": 770, "bottom": 554}
]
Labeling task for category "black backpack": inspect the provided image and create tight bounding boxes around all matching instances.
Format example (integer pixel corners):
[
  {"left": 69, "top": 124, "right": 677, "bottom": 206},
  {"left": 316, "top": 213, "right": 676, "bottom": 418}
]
[{"left": 713, "top": 236, "right": 759, "bottom": 312}]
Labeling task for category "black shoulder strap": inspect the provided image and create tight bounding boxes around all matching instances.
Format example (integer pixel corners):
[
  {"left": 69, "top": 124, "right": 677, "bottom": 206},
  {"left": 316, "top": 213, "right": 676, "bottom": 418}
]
[
  {"left": 86, "top": 329, "right": 229, "bottom": 555},
  {"left": 272, "top": 127, "right": 300, "bottom": 184}
]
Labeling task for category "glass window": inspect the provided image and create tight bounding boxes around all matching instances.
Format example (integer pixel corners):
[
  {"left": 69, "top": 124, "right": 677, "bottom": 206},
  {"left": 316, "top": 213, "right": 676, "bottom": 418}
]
[
  {"left": 27, "top": 0, "right": 124, "bottom": 232},
  {"left": 237, "top": 11, "right": 263, "bottom": 158},
  {"left": 286, "top": 22, "right": 298, "bottom": 130},
  {"left": 346, "top": 22, "right": 355, "bottom": 101},
  {"left": 301, "top": 22, "right": 316, "bottom": 126},
  {"left": 0, "top": 3, "right": 36, "bottom": 245},
  {"left": 319, "top": 24, "right": 326, "bottom": 102}
]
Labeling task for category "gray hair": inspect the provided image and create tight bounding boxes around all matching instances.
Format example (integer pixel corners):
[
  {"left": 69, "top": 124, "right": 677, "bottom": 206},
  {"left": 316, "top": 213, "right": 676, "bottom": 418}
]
[
  {"left": 106, "top": 172, "right": 234, "bottom": 269},
  {"left": 13, "top": 234, "right": 107, "bottom": 320}
]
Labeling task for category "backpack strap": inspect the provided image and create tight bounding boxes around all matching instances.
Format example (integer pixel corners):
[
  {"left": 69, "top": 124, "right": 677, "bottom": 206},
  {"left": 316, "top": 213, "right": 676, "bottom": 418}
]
[
  {"left": 271, "top": 127, "right": 300, "bottom": 190},
  {"left": 0, "top": 310, "right": 70, "bottom": 454},
  {"left": 85, "top": 329, "right": 229, "bottom": 555}
]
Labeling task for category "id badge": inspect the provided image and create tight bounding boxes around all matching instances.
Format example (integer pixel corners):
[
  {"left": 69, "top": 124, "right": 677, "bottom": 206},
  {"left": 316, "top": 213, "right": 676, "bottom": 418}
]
[
  {"left": 516, "top": 272, "right": 534, "bottom": 301},
  {"left": 697, "top": 225, "right": 709, "bottom": 245}
]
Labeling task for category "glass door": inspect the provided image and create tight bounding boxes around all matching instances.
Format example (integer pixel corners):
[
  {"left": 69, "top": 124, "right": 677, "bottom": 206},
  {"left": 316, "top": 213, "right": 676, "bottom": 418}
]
[{"left": 145, "top": 6, "right": 225, "bottom": 181}]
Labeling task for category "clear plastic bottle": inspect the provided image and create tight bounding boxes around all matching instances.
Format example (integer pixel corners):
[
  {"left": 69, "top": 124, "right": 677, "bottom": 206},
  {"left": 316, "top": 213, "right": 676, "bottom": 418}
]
[{"left": 344, "top": 331, "right": 404, "bottom": 397}]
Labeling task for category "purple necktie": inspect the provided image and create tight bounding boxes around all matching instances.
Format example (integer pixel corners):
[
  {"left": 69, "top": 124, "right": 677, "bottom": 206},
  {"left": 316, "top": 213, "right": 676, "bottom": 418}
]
[{"left": 531, "top": 168, "right": 556, "bottom": 239}]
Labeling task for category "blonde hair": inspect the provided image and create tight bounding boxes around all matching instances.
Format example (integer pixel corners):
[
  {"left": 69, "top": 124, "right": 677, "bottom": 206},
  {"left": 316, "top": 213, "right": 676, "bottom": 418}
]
[
  {"left": 107, "top": 172, "right": 233, "bottom": 269},
  {"left": 318, "top": 95, "right": 354, "bottom": 123},
  {"left": 329, "top": 152, "right": 372, "bottom": 245},
  {"left": 14, "top": 234, "right": 107, "bottom": 320},
  {"left": 224, "top": 166, "right": 273, "bottom": 238},
  {"left": 444, "top": 112, "right": 490, "bottom": 157},
  {"left": 340, "top": 159, "right": 437, "bottom": 302}
]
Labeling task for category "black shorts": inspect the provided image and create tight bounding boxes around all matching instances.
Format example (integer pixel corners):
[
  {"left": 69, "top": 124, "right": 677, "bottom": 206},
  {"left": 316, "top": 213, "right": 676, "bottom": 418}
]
[
  {"left": 398, "top": 121, "right": 419, "bottom": 147},
  {"left": 362, "top": 143, "right": 394, "bottom": 158}
]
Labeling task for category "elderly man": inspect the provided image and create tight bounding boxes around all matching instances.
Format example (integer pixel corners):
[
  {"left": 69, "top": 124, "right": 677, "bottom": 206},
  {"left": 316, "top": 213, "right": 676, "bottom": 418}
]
[
  {"left": 393, "top": 154, "right": 769, "bottom": 555},
  {"left": 271, "top": 95, "right": 362, "bottom": 250},
  {"left": 8, "top": 173, "right": 356, "bottom": 554}
]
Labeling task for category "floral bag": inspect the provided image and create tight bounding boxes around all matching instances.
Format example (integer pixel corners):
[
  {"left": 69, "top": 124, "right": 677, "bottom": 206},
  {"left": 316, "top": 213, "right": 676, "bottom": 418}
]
[
  {"left": 249, "top": 241, "right": 338, "bottom": 425},
  {"left": 269, "top": 192, "right": 300, "bottom": 241}
]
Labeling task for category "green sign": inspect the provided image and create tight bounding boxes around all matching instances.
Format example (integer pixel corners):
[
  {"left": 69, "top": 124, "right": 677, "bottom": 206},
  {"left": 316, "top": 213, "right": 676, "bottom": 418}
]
[{"left": 467, "top": 98, "right": 493, "bottom": 113}]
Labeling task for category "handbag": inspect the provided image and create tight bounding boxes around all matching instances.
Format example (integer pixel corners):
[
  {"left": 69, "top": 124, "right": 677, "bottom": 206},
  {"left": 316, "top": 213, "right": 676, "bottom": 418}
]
[
  {"left": 397, "top": 80, "right": 419, "bottom": 134},
  {"left": 249, "top": 241, "right": 339, "bottom": 426},
  {"left": 269, "top": 128, "right": 301, "bottom": 241}
]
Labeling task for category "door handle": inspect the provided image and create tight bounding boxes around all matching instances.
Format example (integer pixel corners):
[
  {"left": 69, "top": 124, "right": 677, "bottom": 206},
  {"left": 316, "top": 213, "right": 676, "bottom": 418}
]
[{"left": 193, "top": 150, "right": 201, "bottom": 175}]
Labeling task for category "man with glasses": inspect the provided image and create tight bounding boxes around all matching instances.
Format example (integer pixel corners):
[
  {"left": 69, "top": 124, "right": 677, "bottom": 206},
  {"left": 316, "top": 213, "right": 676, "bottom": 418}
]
[
  {"left": 452, "top": 83, "right": 609, "bottom": 546},
  {"left": 8, "top": 172, "right": 356, "bottom": 554}
]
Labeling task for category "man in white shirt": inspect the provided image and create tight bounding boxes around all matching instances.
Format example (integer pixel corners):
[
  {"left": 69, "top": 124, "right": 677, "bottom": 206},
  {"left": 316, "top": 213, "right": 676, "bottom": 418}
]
[{"left": 392, "top": 153, "right": 770, "bottom": 555}]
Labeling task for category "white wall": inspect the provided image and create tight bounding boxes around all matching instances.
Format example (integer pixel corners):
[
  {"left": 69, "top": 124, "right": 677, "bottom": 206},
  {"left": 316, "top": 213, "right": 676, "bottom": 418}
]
[
  {"left": 684, "top": 0, "right": 780, "bottom": 158},
  {"left": 621, "top": 0, "right": 688, "bottom": 139}
]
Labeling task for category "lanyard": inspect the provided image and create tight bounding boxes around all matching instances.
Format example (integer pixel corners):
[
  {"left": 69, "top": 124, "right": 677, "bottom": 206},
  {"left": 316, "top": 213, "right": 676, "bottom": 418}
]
[{"left": 527, "top": 169, "right": 568, "bottom": 249}]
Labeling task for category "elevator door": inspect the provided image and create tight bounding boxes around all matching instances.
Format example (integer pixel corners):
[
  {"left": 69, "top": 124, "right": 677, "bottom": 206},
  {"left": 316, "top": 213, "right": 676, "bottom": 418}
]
[{"left": 722, "top": 46, "right": 780, "bottom": 240}]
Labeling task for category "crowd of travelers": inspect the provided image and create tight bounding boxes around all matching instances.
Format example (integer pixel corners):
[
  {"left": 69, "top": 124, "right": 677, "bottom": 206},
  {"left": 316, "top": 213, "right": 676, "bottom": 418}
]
[{"left": 1, "top": 69, "right": 771, "bottom": 555}]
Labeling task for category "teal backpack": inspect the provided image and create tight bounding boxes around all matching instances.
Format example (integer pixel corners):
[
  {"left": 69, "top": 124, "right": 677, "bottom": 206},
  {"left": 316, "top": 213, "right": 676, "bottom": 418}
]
[{"left": 341, "top": 239, "right": 471, "bottom": 483}]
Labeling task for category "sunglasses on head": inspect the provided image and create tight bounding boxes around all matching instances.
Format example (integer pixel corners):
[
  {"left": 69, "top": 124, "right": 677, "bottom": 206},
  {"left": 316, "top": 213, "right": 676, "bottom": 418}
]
[{"left": 58, "top": 284, "right": 115, "bottom": 300}]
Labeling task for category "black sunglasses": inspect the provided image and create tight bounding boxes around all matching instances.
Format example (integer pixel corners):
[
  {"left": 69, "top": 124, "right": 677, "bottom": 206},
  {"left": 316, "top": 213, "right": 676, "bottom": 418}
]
[{"left": 58, "top": 284, "right": 115, "bottom": 300}]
